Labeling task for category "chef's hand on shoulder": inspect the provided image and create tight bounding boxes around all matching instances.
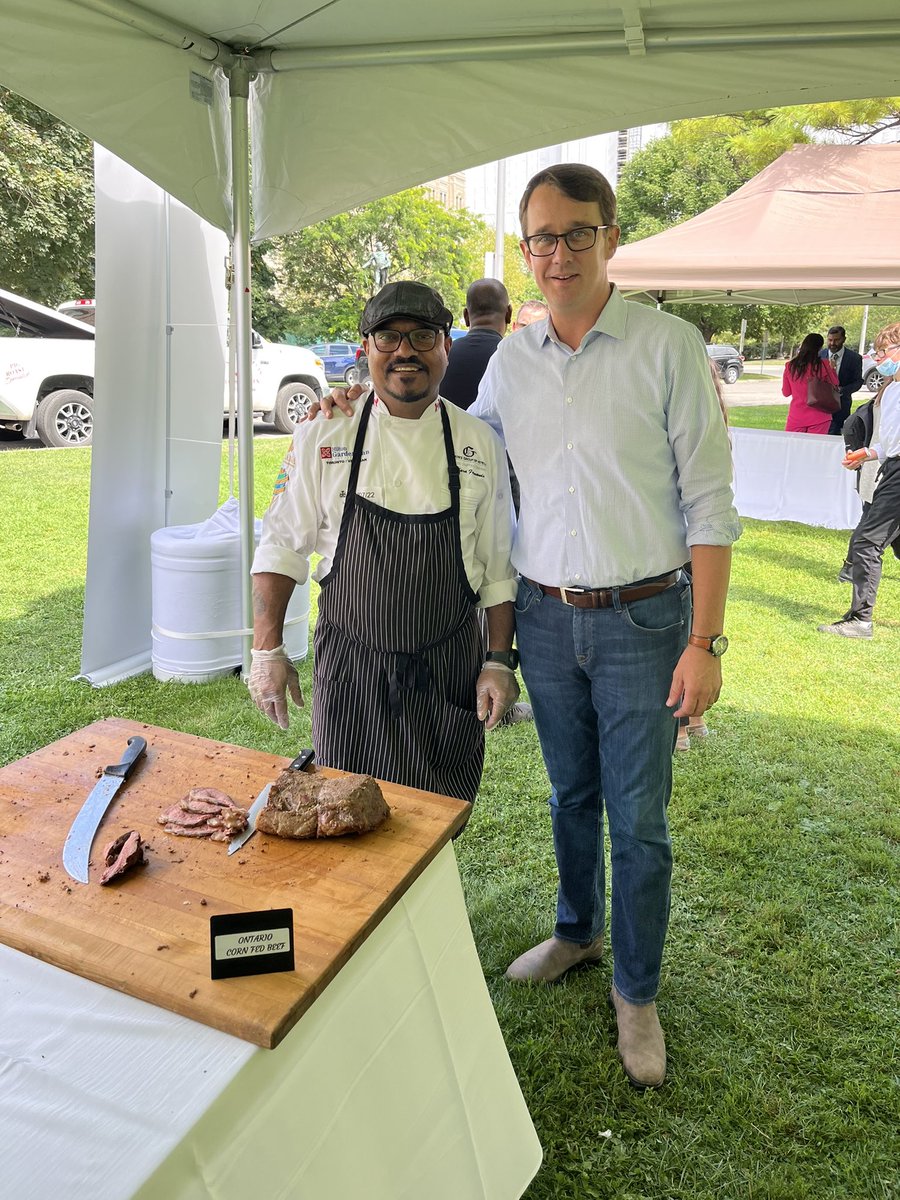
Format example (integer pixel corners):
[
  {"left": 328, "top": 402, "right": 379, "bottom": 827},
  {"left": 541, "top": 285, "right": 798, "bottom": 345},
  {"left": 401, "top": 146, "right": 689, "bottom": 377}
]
[
  {"left": 476, "top": 663, "right": 520, "bottom": 730},
  {"left": 248, "top": 645, "right": 304, "bottom": 730},
  {"left": 306, "top": 384, "right": 364, "bottom": 421}
]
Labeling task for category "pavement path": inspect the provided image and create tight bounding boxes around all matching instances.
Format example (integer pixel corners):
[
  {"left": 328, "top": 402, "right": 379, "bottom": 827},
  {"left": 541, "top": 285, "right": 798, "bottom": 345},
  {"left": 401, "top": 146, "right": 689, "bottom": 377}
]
[{"left": 723, "top": 373, "right": 785, "bottom": 406}]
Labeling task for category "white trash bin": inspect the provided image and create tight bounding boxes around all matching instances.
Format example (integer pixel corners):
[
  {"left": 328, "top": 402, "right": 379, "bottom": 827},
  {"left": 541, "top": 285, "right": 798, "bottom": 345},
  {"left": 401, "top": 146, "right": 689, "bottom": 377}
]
[{"left": 151, "top": 498, "right": 310, "bottom": 683}]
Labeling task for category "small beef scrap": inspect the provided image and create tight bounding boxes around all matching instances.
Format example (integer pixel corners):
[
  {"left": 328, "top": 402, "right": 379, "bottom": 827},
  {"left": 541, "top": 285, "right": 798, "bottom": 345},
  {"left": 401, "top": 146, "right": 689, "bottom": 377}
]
[
  {"left": 257, "top": 769, "right": 390, "bottom": 840},
  {"left": 100, "top": 831, "right": 145, "bottom": 885},
  {"left": 159, "top": 788, "right": 248, "bottom": 842}
]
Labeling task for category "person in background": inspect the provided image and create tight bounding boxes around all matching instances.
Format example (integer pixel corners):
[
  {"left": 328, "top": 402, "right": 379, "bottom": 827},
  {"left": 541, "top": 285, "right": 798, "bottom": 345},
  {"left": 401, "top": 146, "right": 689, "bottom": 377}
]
[
  {"left": 819, "top": 325, "right": 863, "bottom": 437},
  {"left": 836, "top": 373, "right": 900, "bottom": 583},
  {"left": 441, "top": 277, "right": 532, "bottom": 727},
  {"left": 782, "top": 333, "right": 840, "bottom": 435},
  {"left": 818, "top": 320, "right": 900, "bottom": 639},
  {"left": 511, "top": 299, "right": 549, "bottom": 332},
  {"left": 247, "top": 281, "right": 519, "bottom": 802},
  {"left": 440, "top": 279, "right": 511, "bottom": 411}
]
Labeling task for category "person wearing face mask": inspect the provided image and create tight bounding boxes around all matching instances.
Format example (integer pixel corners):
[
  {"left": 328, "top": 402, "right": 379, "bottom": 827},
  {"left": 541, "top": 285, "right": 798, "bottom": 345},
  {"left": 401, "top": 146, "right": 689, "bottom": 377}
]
[{"left": 818, "top": 321, "right": 900, "bottom": 639}]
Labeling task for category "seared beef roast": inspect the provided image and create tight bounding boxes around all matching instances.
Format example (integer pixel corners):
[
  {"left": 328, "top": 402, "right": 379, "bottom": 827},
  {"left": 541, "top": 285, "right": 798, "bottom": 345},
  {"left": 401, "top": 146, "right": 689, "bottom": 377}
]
[{"left": 257, "top": 769, "right": 389, "bottom": 839}]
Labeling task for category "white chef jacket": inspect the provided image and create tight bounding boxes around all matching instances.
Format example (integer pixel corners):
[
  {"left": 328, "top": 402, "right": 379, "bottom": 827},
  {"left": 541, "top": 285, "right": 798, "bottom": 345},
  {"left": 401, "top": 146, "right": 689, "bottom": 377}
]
[{"left": 252, "top": 395, "right": 517, "bottom": 609}]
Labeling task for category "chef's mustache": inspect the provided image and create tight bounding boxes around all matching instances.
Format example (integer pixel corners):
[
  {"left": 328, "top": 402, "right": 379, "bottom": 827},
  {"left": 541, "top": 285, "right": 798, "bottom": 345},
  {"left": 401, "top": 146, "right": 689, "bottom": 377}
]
[{"left": 387, "top": 356, "right": 427, "bottom": 371}]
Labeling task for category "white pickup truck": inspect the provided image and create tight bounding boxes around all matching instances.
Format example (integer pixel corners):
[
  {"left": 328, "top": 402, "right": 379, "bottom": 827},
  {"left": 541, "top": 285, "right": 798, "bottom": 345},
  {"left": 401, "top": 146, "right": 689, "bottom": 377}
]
[{"left": 0, "top": 290, "right": 328, "bottom": 448}]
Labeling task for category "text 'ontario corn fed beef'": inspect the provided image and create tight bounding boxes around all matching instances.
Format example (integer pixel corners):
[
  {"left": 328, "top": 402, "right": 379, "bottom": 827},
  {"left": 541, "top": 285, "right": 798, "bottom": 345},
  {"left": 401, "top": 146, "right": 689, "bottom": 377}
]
[{"left": 257, "top": 768, "right": 390, "bottom": 839}]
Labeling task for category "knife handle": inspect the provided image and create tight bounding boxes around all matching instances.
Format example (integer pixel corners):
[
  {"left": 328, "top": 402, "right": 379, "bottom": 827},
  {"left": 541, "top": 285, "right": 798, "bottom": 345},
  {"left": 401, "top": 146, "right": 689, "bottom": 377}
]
[
  {"left": 288, "top": 748, "right": 315, "bottom": 772},
  {"left": 103, "top": 736, "right": 148, "bottom": 779}
]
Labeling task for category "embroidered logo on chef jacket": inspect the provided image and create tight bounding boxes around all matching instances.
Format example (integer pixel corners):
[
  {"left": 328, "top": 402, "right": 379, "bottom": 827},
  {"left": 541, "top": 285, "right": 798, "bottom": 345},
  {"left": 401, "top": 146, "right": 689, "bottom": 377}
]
[
  {"left": 455, "top": 447, "right": 487, "bottom": 481},
  {"left": 320, "top": 446, "right": 370, "bottom": 464}
]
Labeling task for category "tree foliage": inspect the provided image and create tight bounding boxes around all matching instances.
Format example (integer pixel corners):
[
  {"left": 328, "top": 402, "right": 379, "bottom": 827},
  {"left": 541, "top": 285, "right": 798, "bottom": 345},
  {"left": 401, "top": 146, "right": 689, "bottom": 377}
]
[
  {"left": 267, "top": 190, "right": 493, "bottom": 341},
  {"left": 672, "top": 99, "right": 900, "bottom": 171},
  {"left": 611, "top": 102, "right": 899, "bottom": 344},
  {"left": 0, "top": 90, "right": 94, "bottom": 305}
]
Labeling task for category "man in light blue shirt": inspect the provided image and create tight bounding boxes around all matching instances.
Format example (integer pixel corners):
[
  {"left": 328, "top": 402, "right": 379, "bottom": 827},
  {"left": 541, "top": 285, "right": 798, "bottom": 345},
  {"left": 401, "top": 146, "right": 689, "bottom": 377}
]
[{"left": 471, "top": 164, "right": 740, "bottom": 1089}]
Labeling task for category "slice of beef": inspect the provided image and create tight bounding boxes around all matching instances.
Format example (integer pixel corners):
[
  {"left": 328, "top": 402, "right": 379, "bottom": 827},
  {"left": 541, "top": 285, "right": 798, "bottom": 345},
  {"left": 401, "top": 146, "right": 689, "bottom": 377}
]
[
  {"left": 187, "top": 787, "right": 242, "bottom": 810},
  {"left": 158, "top": 806, "right": 211, "bottom": 827},
  {"left": 180, "top": 797, "right": 227, "bottom": 816},
  {"left": 99, "top": 831, "right": 145, "bottom": 885},
  {"left": 257, "top": 768, "right": 389, "bottom": 839},
  {"left": 163, "top": 823, "right": 216, "bottom": 837}
]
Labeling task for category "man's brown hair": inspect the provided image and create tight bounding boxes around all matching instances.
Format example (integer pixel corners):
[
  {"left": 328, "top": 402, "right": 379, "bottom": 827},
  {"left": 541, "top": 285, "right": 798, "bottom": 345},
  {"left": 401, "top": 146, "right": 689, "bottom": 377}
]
[
  {"left": 519, "top": 163, "right": 617, "bottom": 236},
  {"left": 874, "top": 321, "right": 900, "bottom": 351}
]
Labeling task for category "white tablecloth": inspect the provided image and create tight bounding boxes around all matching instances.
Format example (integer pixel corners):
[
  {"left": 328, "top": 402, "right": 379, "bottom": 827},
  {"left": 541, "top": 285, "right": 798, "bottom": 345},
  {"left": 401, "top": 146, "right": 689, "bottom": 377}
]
[
  {"left": 731, "top": 427, "right": 863, "bottom": 530},
  {"left": 1, "top": 845, "right": 541, "bottom": 1200}
]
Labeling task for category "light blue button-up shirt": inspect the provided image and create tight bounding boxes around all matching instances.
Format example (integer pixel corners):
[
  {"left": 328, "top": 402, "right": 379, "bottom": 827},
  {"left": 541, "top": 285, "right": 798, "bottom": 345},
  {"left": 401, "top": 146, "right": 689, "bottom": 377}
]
[{"left": 470, "top": 286, "right": 741, "bottom": 588}]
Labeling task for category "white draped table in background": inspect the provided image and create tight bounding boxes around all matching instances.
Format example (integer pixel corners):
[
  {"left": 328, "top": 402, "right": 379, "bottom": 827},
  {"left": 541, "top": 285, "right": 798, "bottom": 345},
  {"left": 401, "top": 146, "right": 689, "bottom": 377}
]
[
  {"left": 731, "top": 426, "right": 862, "bottom": 530},
  {"left": 0, "top": 845, "right": 542, "bottom": 1200}
]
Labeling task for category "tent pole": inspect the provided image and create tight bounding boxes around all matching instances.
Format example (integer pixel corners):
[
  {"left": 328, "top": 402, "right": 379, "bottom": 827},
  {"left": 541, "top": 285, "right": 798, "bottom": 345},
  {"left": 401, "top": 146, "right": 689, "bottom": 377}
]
[{"left": 228, "top": 60, "right": 256, "bottom": 680}]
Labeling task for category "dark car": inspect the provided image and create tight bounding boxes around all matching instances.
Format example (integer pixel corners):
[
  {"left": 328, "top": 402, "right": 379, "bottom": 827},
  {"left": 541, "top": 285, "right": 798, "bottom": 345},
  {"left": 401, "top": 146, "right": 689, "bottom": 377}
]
[
  {"left": 706, "top": 344, "right": 744, "bottom": 385},
  {"left": 308, "top": 341, "right": 361, "bottom": 383}
]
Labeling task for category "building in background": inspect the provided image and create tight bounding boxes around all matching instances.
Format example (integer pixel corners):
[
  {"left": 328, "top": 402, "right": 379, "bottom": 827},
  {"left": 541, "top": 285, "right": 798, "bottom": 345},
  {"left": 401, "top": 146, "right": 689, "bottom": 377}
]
[
  {"left": 422, "top": 172, "right": 467, "bottom": 211},
  {"left": 465, "top": 126, "right": 666, "bottom": 232}
]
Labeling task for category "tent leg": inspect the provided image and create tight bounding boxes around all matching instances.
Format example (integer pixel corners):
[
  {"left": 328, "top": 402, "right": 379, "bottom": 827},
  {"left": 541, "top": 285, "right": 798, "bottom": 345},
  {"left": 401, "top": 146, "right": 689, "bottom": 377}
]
[{"left": 229, "top": 61, "right": 255, "bottom": 680}]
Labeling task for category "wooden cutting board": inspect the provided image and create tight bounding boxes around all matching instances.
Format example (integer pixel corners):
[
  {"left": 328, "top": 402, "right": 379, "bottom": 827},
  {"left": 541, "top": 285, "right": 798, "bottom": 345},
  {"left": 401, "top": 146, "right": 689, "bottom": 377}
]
[{"left": 0, "top": 718, "right": 470, "bottom": 1048}]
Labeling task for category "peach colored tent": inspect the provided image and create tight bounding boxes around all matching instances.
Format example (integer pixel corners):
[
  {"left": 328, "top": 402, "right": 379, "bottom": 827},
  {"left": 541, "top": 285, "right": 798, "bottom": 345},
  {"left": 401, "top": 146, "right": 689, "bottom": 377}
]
[{"left": 612, "top": 144, "right": 900, "bottom": 306}]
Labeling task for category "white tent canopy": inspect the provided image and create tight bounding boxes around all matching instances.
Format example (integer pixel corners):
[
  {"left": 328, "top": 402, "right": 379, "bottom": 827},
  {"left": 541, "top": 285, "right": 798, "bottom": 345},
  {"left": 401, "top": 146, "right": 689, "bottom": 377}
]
[
  {"left": 611, "top": 143, "right": 900, "bottom": 306},
  {"left": 1, "top": 0, "right": 898, "bottom": 679},
  {"left": 3, "top": 2, "right": 899, "bottom": 241}
]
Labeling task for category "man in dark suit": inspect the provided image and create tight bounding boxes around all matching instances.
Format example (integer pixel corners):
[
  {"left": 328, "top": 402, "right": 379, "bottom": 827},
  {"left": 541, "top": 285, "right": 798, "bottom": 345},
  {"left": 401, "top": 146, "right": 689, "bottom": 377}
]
[
  {"left": 820, "top": 325, "right": 864, "bottom": 436},
  {"left": 440, "top": 279, "right": 511, "bottom": 411}
]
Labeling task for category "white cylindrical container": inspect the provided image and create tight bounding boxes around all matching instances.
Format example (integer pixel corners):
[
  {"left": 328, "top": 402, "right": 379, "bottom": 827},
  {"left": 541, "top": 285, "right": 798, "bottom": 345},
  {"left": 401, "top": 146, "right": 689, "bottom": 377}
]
[{"left": 151, "top": 498, "right": 310, "bottom": 683}]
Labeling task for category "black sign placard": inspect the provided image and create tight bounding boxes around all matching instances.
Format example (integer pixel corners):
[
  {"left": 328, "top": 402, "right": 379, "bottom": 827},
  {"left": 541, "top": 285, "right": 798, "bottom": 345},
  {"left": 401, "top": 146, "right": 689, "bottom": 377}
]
[{"left": 210, "top": 908, "right": 295, "bottom": 979}]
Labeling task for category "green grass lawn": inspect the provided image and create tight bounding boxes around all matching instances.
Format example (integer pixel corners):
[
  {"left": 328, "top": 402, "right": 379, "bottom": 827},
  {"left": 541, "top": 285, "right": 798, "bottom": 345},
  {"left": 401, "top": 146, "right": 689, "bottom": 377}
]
[
  {"left": 1, "top": 441, "right": 898, "bottom": 1199},
  {"left": 727, "top": 404, "right": 789, "bottom": 430}
]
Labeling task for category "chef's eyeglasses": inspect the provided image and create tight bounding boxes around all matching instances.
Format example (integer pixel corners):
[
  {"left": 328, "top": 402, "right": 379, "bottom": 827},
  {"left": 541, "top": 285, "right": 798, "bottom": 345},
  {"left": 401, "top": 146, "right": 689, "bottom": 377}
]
[
  {"left": 523, "top": 225, "right": 608, "bottom": 256},
  {"left": 370, "top": 327, "right": 443, "bottom": 352}
]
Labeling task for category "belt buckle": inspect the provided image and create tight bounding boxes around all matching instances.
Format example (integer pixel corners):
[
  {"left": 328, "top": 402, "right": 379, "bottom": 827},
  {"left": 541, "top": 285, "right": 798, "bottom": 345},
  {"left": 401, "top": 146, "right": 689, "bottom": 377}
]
[{"left": 559, "top": 586, "right": 588, "bottom": 606}]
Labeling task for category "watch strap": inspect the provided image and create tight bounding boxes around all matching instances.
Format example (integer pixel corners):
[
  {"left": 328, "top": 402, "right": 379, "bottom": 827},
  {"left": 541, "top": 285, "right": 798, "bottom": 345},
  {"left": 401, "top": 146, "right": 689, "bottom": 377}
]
[{"left": 484, "top": 649, "right": 520, "bottom": 671}]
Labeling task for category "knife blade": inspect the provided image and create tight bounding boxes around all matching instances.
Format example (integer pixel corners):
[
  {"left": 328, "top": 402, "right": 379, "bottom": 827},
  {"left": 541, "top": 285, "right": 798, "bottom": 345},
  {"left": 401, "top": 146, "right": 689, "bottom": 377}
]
[
  {"left": 62, "top": 736, "right": 147, "bottom": 884},
  {"left": 228, "top": 747, "right": 315, "bottom": 856}
]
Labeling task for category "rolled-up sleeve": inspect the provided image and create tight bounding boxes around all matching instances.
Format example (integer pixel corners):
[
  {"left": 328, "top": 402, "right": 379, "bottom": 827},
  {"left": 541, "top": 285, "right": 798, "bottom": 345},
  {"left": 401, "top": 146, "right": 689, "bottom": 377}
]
[
  {"left": 666, "top": 327, "right": 742, "bottom": 548},
  {"left": 250, "top": 428, "right": 317, "bottom": 584}
]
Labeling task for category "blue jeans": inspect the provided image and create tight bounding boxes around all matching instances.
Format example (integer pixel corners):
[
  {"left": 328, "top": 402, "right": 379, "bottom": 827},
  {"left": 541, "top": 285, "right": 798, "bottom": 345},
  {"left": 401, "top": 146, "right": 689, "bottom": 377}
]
[{"left": 514, "top": 574, "right": 691, "bottom": 1004}]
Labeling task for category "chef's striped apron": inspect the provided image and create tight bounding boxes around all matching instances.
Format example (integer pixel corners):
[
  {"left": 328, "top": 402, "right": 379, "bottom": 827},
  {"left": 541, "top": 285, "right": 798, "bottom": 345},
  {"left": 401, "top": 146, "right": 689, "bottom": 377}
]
[{"left": 312, "top": 395, "right": 484, "bottom": 804}]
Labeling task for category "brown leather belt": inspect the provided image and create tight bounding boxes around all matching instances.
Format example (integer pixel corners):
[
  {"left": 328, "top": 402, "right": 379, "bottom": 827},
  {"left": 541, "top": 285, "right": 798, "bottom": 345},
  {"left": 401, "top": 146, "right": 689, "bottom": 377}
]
[{"left": 529, "top": 572, "right": 678, "bottom": 609}]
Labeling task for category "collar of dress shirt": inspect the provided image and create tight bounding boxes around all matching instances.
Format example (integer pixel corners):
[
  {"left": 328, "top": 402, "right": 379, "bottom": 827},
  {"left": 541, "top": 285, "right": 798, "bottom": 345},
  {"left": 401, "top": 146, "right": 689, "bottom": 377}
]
[{"left": 542, "top": 284, "right": 628, "bottom": 351}]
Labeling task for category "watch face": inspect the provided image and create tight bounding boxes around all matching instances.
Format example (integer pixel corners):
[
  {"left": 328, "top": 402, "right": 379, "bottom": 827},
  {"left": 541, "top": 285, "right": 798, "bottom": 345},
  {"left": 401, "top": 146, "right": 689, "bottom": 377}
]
[{"left": 710, "top": 635, "right": 729, "bottom": 657}]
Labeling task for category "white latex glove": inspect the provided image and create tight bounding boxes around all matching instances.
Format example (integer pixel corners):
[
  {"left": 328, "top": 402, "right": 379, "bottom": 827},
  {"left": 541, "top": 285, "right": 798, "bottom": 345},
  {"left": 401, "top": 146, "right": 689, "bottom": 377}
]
[
  {"left": 248, "top": 645, "right": 303, "bottom": 730},
  {"left": 476, "top": 662, "right": 520, "bottom": 731}
]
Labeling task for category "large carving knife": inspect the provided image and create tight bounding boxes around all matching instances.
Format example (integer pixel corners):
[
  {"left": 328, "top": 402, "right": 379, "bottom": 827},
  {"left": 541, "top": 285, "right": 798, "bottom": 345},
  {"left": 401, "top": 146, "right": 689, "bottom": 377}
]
[
  {"left": 228, "top": 747, "right": 315, "bottom": 856},
  {"left": 62, "top": 736, "right": 147, "bottom": 884}
]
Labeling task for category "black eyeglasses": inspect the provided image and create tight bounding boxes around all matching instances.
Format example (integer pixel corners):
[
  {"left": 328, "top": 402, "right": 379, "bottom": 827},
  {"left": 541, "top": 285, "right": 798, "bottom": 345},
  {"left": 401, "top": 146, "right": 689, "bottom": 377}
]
[
  {"left": 370, "top": 327, "right": 443, "bottom": 353},
  {"left": 523, "top": 226, "right": 608, "bottom": 257}
]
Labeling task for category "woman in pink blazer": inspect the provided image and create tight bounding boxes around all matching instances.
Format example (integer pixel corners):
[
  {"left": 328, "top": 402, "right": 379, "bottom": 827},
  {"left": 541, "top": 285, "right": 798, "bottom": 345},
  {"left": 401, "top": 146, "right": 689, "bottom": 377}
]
[{"left": 782, "top": 333, "right": 840, "bottom": 434}]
